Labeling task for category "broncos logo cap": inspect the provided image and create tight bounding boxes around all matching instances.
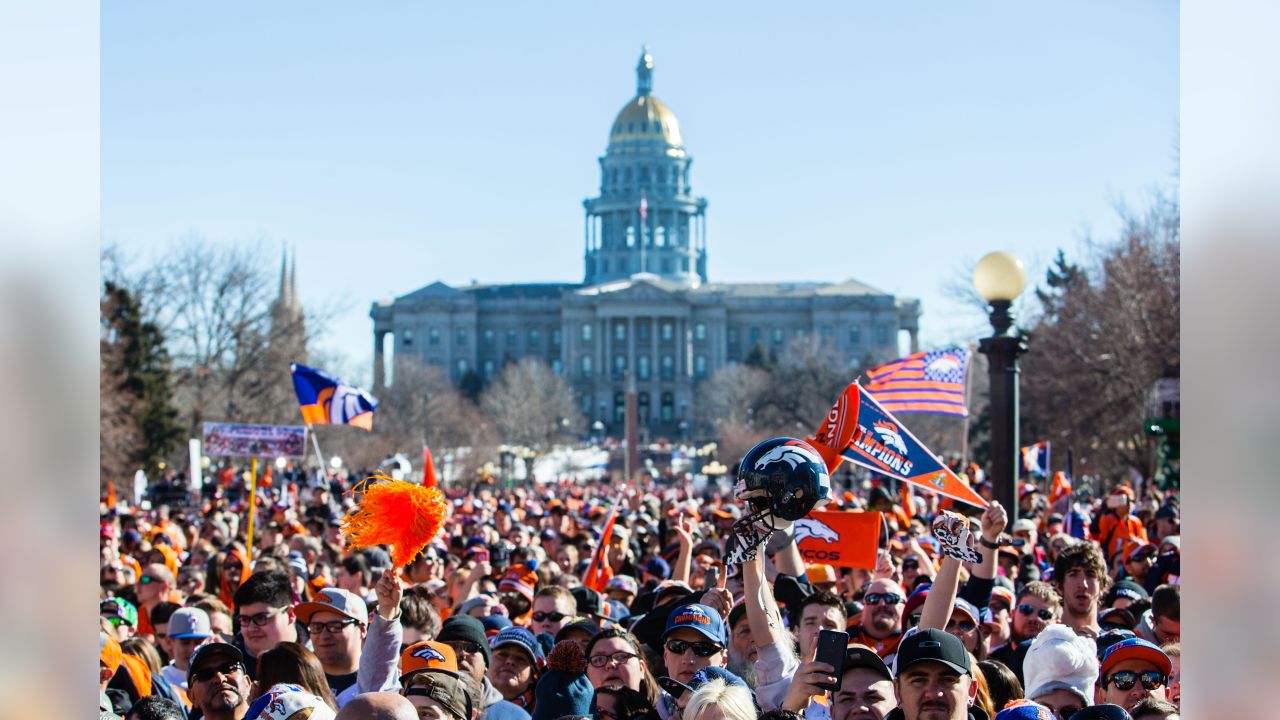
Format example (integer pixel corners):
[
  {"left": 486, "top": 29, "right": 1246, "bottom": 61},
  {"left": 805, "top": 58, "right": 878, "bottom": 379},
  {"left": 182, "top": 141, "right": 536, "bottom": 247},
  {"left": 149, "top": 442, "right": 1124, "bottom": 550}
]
[
  {"left": 400, "top": 640, "right": 459, "bottom": 679},
  {"left": 662, "top": 603, "right": 725, "bottom": 644}
]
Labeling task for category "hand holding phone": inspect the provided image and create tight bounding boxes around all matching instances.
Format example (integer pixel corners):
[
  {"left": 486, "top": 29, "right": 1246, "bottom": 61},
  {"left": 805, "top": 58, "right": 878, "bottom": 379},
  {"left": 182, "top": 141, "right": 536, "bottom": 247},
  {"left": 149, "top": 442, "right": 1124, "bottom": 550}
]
[{"left": 813, "top": 628, "right": 849, "bottom": 692}]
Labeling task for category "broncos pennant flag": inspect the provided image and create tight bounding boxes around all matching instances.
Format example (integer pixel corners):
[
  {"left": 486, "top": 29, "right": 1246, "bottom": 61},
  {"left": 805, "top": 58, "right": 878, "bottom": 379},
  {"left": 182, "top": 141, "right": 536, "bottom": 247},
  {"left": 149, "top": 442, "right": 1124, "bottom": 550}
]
[
  {"left": 290, "top": 363, "right": 380, "bottom": 431},
  {"left": 838, "top": 384, "right": 988, "bottom": 508},
  {"left": 1020, "top": 441, "right": 1050, "bottom": 478},
  {"left": 864, "top": 347, "right": 970, "bottom": 416},
  {"left": 806, "top": 383, "right": 861, "bottom": 474},
  {"left": 794, "top": 510, "right": 882, "bottom": 570}
]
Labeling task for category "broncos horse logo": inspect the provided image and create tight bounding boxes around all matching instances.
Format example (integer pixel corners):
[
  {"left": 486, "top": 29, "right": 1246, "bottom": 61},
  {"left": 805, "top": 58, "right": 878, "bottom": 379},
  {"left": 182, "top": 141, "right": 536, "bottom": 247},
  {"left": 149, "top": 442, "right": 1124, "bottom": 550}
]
[
  {"left": 793, "top": 518, "right": 839, "bottom": 544},
  {"left": 926, "top": 355, "right": 963, "bottom": 374},
  {"left": 412, "top": 645, "right": 448, "bottom": 663},
  {"left": 872, "top": 421, "right": 909, "bottom": 455},
  {"left": 753, "top": 442, "right": 823, "bottom": 472}
]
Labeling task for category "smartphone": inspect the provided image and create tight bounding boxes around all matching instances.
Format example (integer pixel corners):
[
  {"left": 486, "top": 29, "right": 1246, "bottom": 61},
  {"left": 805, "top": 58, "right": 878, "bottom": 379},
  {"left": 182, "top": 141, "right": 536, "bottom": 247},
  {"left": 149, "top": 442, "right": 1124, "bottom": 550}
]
[
  {"left": 704, "top": 565, "right": 720, "bottom": 590},
  {"left": 814, "top": 628, "right": 849, "bottom": 692}
]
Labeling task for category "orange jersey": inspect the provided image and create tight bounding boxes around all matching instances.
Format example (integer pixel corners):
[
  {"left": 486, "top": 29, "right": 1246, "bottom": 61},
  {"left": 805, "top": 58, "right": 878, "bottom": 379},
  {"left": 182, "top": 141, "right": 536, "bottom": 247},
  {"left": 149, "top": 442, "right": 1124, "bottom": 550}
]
[
  {"left": 1097, "top": 514, "right": 1148, "bottom": 559},
  {"left": 847, "top": 625, "right": 903, "bottom": 658}
]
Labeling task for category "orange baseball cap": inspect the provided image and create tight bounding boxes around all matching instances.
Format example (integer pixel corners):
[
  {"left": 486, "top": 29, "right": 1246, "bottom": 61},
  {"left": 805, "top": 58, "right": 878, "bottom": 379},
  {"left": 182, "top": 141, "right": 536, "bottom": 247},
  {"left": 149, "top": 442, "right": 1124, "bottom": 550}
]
[
  {"left": 805, "top": 564, "right": 837, "bottom": 585},
  {"left": 400, "top": 640, "right": 459, "bottom": 680}
]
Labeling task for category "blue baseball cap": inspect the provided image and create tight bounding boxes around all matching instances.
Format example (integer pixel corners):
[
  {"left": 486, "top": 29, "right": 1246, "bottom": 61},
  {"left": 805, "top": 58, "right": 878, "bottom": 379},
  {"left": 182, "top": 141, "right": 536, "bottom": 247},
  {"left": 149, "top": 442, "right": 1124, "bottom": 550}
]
[
  {"left": 657, "top": 666, "right": 747, "bottom": 699},
  {"left": 645, "top": 557, "right": 671, "bottom": 580},
  {"left": 662, "top": 603, "right": 725, "bottom": 644},
  {"left": 995, "top": 703, "right": 1055, "bottom": 720},
  {"left": 1099, "top": 637, "right": 1171, "bottom": 677}
]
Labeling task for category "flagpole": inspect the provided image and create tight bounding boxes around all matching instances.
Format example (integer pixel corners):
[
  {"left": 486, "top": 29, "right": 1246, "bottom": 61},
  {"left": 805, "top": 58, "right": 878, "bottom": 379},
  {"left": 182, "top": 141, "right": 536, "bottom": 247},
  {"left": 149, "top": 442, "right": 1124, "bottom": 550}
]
[
  {"left": 639, "top": 189, "right": 647, "bottom": 274},
  {"left": 306, "top": 424, "right": 326, "bottom": 472},
  {"left": 961, "top": 343, "right": 977, "bottom": 466},
  {"left": 247, "top": 457, "right": 258, "bottom": 564}
]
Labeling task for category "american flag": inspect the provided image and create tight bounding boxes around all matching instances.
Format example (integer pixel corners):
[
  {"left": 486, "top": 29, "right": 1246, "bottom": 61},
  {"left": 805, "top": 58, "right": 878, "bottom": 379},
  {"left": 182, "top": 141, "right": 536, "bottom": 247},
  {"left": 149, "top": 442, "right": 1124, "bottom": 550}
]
[{"left": 864, "top": 347, "right": 970, "bottom": 416}]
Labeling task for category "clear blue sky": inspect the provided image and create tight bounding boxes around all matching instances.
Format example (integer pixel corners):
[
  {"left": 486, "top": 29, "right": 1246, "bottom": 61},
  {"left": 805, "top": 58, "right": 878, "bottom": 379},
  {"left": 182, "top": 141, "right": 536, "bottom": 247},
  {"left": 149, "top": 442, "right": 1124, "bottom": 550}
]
[{"left": 103, "top": 2, "right": 1178, "bottom": 387}]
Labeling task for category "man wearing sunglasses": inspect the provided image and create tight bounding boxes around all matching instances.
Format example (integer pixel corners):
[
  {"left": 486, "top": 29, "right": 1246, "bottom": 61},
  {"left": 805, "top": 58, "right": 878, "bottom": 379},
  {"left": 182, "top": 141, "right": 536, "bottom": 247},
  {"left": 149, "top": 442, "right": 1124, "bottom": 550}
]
[
  {"left": 849, "top": 579, "right": 908, "bottom": 659},
  {"left": 662, "top": 603, "right": 728, "bottom": 684},
  {"left": 531, "top": 586, "right": 578, "bottom": 637},
  {"left": 186, "top": 642, "right": 252, "bottom": 720},
  {"left": 438, "top": 615, "right": 530, "bottom": 720},
  {"left": 135, "top": 563, "right": 177, "bottom": 641},
  {"left": 989, "top": 581, "right": 1060, "bottom": 675},
  {"left": 1094, "top": 638, "right": 1172, "bottom": 711}
]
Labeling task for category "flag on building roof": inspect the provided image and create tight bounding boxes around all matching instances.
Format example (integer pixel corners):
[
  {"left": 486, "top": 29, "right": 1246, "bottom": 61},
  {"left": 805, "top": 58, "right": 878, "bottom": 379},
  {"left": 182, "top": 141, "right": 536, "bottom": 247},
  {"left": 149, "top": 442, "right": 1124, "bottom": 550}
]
[
  {"left": 864, "top": 347, "right": 970, "bottom": 416},
  {"left": 290, "top": 363, "right": 379, "bottom": 431}
]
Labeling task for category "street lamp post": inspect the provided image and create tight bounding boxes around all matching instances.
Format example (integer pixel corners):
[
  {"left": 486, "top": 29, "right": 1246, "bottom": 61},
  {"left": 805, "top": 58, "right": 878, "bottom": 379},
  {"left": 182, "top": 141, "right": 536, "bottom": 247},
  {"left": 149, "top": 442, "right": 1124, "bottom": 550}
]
[{"left": 974, "top": 251, "right": 1029, "bottom": 530}]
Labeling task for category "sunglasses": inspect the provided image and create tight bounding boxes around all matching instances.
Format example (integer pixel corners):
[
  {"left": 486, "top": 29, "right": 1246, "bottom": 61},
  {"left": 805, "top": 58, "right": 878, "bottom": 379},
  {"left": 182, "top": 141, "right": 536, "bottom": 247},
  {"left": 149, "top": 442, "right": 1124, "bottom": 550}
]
[
  {"left": 664, "top": 639, "right": 723, "bottom": 657},
  {"left": 1017, "top": 604, "right": 1054, "bottom": 621},
  {"left": 445, "top": 640, "right": 483, "bottom": 656},
  {"left": 138, "top": 576, "right": 155, "bottom": 585},
  {"left": 531, "top": 611, "right": 567, "bottom": 623},
  {"left": 901, "top": 559, "right": 919, "bottom": 571},
  {"left": 946, "top": 619, "right": 977, "bottom": 633},
  {"left": 989, "top": 602, "right": 1010, "bottom": 614},
  {"left": 191, "top": 661, "right": 245, "bottom": 683},
  {"left": 1106, "top": 671, "right": 1167, "bottom": 691},
  {"left": 863, "top": 592, "right": 904, "bottom": 606}
]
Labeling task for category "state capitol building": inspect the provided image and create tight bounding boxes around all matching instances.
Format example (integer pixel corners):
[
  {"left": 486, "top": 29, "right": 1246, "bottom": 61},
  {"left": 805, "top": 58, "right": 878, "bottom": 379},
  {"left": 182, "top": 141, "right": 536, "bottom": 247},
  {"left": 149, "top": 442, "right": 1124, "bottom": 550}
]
[{"left": 371, "top": 49, "right": 921, "bottom": 436}]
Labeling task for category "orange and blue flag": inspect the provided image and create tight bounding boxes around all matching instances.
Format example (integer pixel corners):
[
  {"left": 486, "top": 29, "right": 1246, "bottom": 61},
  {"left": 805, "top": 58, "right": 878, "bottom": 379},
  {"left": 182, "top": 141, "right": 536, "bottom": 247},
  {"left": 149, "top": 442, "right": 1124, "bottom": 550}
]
[
  {"left": 290, "top": 363, "right": 379, "bottom": 431},
  {"left": 864, "top": 347, "right": 970, "bottom": 416},
  {"left": 1020, "top": 441, "right": 1050, "bottom": 478},
  {"left": 838, "top": 384, "right": 988, "bottom": 508},
  {"left": 794, "top": 510, "right": 883, "bottom": 570}
]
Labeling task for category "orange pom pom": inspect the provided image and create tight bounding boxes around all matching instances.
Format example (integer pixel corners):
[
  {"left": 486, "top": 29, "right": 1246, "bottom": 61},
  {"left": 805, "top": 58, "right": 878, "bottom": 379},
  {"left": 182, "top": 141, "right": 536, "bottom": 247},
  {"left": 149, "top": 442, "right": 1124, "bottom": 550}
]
[{"left": 341, "top": 474, "right": 448, "bottom": 567}]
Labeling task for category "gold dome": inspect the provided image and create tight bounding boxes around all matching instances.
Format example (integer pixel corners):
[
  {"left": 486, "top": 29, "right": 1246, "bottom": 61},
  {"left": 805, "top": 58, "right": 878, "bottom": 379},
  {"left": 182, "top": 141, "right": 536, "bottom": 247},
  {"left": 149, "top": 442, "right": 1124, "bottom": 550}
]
[{"left": 609, "top": 94, "right": 684, "bottom": 147}]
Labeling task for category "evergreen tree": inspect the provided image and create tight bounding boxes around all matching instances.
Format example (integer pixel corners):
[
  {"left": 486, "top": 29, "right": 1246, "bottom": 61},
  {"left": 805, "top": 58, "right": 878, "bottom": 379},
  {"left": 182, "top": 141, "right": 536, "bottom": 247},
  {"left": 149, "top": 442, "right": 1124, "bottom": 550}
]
[
  {"left": 102, "top": 282, "right": 182, "bottom": 473},
  {"left": 458, "top": 369, "right": 485, "bottom": 403},
  {"left": 1034, "top": 249, "right": 1085, "bottom": 322},
  {"left": 743, "top": 342, "right": 772, "bottom": 370}
]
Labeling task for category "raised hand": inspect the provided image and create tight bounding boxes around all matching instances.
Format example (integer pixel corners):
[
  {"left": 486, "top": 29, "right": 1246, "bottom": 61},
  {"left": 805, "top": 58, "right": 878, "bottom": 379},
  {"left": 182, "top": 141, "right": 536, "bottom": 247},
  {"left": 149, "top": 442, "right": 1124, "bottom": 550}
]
[
  {"left": 781, "top": 643, "right": 837, "bottom": 712},
  {"left": 979, "top": 501, "right": 1008, "bottom": 544},
  {"left": 375, "top": 567, "right": 402, "bottom": 620}
]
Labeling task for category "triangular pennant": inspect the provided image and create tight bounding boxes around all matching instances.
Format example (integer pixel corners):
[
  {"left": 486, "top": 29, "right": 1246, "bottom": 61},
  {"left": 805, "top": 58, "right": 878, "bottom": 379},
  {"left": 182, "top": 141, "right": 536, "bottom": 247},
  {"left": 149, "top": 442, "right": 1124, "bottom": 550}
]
[
  {"left": 422, "top": 445, "right": 438, "bottom": 488},
  {"left": 839, "top": 384, "right": 988, "bottom": 508}
]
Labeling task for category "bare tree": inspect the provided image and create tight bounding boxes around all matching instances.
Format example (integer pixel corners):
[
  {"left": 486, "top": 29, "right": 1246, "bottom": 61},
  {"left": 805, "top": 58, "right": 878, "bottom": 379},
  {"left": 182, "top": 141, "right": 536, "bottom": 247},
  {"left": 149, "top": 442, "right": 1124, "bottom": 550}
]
[
  {"left": 117, "top": 237, "right": 343, "bottom": 440},
  {"left": 1020, "top": 195, "right": 1180, "bottom": 480},
  {"left": 481, "top": 358, "right": 584, "bottom": 451},
  {"left": 751, "top": 337, "right": 849, "bottom": 435}
]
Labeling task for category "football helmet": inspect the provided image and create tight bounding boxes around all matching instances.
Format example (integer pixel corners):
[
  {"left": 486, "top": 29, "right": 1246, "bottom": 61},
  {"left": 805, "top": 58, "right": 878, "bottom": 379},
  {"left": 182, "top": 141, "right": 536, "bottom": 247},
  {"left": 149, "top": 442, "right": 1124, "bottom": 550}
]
[{"left": 726, "top": 438, "right": 832, "bottom": 564}]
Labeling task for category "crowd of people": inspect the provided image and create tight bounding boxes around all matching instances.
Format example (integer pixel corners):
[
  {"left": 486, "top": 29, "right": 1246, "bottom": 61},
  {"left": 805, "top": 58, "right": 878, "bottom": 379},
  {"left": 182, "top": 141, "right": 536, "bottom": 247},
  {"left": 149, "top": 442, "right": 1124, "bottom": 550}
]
[{"left": 99, "top": 448, "right": 1181, "bottom": 720}]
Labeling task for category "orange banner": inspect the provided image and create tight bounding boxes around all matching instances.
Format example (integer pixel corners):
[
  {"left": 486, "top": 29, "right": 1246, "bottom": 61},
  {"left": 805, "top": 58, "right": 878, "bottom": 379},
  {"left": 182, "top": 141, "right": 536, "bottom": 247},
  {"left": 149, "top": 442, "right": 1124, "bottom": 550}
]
[{"left": 794, "top": 510, "right": 882, "bottom": 570}]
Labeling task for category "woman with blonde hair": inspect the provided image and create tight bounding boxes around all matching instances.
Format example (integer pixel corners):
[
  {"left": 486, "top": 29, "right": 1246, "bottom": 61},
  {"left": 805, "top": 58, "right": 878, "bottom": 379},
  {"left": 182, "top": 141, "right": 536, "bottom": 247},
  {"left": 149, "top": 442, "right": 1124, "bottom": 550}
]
[{"left": 683, "top": 677, "right": 756, "bottom": 720}]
